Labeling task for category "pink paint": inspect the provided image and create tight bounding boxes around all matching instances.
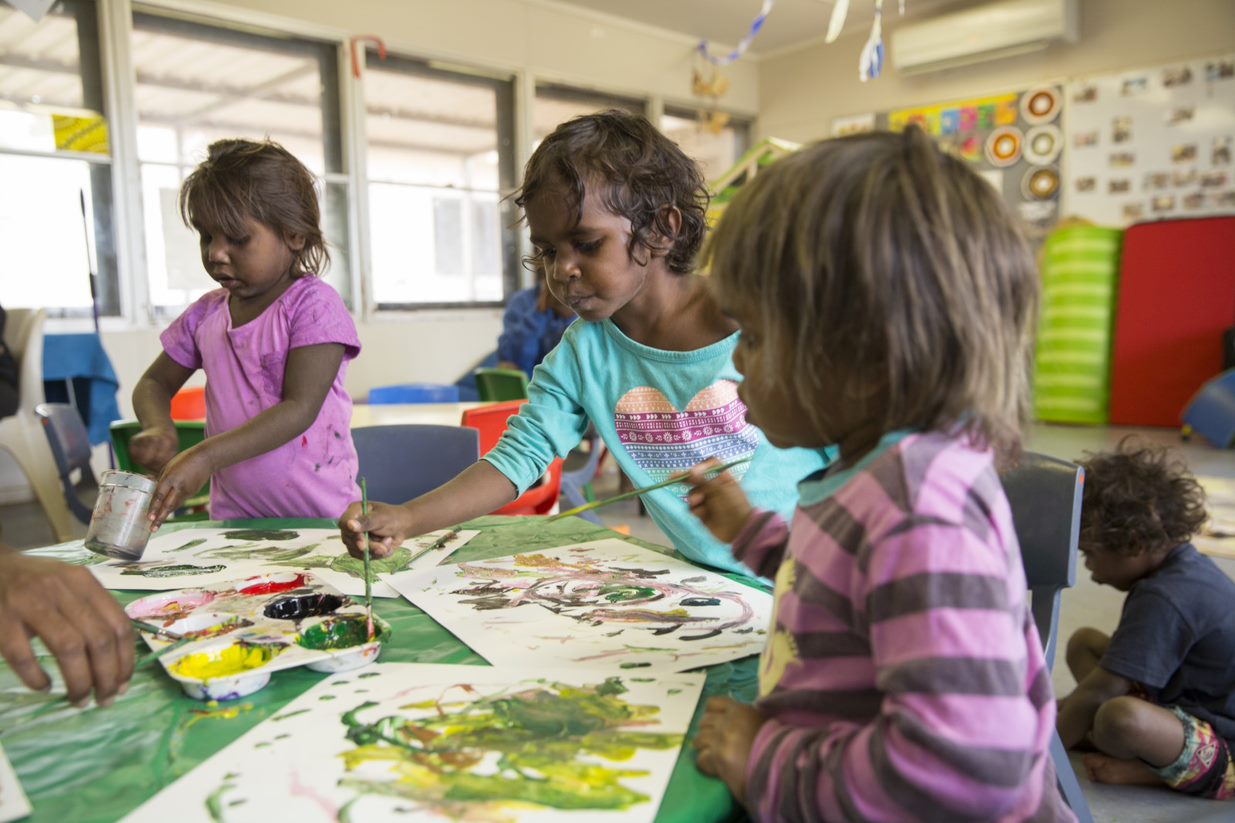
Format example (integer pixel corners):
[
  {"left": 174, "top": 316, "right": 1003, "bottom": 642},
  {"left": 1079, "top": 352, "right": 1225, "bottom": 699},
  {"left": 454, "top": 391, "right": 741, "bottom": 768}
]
[{"left": 238, "top": 573, "right": 307, "bottom": 595}]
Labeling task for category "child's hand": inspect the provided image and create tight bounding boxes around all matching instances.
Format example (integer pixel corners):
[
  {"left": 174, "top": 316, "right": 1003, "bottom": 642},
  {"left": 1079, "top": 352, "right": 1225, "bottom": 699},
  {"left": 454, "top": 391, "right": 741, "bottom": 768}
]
[
  {"left": 0, "top": 554, "right": 134, "bottom": 707},
  {"left": 693, "top": 696, "right": 765, "bottom": 807},
  {"left": 129, "top": 426, "right": 179, "bottom": 474},
  {"left": 338, "top": 502, "right": 413, "bottom": 559},
  {"left": 148, "top": 445, "right": 213, "bottom": 530},
  {"left": 685, "top": 458, "right": 754, "bottom": 544}
]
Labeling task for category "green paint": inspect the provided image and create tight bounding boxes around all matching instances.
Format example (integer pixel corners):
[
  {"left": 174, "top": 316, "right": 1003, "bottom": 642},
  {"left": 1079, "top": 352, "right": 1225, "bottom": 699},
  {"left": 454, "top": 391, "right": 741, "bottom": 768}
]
[
  {"left": 358, "top": 671, "right": 381, "bottom": 679},
  {"left": 202, "top": 544, "right": 316, "bottom": 563},
  {"left": 297, "top": 615, "right": 389, "bottom": 651},
  {"left": 120, "top": 564, "right": 227, "bottom": 578},
  {"left": 668, "top": 688, "right": 682, "bottom": 695},
  {"left": 220, "top": 529, "right": 299, "bottom": 541},
  {"left": 272, "top": 708, "right": 310, "bottom": 722},
  {"left": 167, "top": 538, "right": 208, "bottom": 553},
  {"left": 205, "top": 781, "right": 235, "bottom": 822},
  {"left": 619, "top": 662, "right": 651, "bottom": 669},
  {"left": 336, "top": 676, "right": 681, "bottom": 814},
  {"left": 599, "top": 583, "right": 657, "bottom": 603},
  {"left": 319, "top": 694, "right": 337, "bottom": 701}
]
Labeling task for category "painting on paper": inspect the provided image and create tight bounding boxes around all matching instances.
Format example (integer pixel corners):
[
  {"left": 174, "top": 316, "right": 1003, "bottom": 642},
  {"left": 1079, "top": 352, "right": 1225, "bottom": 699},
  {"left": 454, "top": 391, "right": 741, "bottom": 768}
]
[
  {"left": 123, "top": 663, "right": 704, "bottom": 823},
  {"left": 385, "top": 539, "right": 772, "bottom": 672},
  {"left": 31, "top": 527, "right": 475, "bottom": 598},
  {"left": 0, "top": 743, "right": 31, "bottom": 823}
]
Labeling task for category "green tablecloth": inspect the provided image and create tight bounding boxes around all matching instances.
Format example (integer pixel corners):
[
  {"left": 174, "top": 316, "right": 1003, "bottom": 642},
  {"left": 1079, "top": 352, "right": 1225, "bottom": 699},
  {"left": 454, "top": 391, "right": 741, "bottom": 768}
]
[{"left": 1, "top": 516, "right": 759, "bottom": 822}]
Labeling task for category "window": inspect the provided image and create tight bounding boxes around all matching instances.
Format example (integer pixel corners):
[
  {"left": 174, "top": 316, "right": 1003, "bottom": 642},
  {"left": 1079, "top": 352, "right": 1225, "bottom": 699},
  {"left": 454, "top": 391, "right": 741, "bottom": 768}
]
[
  {"left": 0, "top": 0, "right": 118, "bottom": 316},
  {"left": 534, "top": 83, "right": 646, "bottom": 142},
  {"left": 662, "top": 105, "right": 752, "bottom": 185},
  {"left": 130, "top": 9, "right": 349, "bottom": 314},
  {"left": 364, "top": 54, "right": 517, "bottom": 308}
]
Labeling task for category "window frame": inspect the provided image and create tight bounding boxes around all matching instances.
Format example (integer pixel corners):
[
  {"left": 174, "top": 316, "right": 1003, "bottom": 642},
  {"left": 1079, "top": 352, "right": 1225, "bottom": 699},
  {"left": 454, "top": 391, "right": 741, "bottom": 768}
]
[{"left": 360, "top": 52, "right": 519, "bottom": 313}]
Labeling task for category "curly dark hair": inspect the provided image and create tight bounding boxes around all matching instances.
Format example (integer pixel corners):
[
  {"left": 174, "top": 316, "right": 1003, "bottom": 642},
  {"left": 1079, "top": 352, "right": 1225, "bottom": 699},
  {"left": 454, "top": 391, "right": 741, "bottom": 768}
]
[
  {"left": 1079, "top": 437, "right": 1208, "bottom": 555},
  {"left": 514, "top": 110, "right": 708, "bottom": 274},
  {"left": 180, "top": 138, "right": 329, "bottom": 277}
]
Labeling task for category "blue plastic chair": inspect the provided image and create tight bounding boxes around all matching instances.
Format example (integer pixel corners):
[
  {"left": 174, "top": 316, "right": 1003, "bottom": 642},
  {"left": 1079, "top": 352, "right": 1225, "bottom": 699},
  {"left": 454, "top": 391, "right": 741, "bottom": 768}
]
[
  {"left": 34, "top": 403, "right": 98, "bottom": 525},
  {"left": 351, "top": 424, "right": 479, "bottom": 504},
  {"left": 1182, "top": 368, "right": 1235, "bottom": 447},
  {"left": 1001, "top": 452, "right": 1093, "bottom": 823},
  {"left": 368, "top": 384, "right": 460, "bottom": 405}
]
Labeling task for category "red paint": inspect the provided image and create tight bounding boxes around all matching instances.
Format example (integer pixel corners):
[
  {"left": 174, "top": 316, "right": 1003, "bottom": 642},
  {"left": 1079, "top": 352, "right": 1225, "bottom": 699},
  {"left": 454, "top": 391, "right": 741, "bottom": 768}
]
[{"left": 238, "top": 574, "right": 307, "bottom": 595}]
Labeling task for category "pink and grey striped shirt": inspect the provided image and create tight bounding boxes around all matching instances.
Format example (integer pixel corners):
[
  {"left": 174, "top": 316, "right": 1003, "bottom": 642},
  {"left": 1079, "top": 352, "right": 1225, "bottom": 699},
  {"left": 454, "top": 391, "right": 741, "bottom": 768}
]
[{"left": 733, "top": 431, "right": 1074, "bottom": 822}]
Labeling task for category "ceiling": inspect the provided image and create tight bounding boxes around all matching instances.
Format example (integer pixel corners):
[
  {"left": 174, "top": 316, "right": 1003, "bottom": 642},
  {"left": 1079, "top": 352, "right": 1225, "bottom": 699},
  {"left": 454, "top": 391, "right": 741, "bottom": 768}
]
[{"left": 551, "top": 0, "right": 974, "bottom": 56}]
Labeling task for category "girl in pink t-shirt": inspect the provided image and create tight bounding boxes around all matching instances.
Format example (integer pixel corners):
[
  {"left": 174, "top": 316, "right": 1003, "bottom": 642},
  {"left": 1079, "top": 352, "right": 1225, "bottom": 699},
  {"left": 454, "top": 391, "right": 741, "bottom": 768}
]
[{"left": 131, "top": 139, "right": 361, "bottom": 526}]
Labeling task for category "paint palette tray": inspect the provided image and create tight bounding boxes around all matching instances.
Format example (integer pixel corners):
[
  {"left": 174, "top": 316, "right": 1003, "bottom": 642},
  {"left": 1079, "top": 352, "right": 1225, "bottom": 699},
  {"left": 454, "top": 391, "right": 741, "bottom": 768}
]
[{"left": 126, "top": 571, "right": 390, "bottom": 701}]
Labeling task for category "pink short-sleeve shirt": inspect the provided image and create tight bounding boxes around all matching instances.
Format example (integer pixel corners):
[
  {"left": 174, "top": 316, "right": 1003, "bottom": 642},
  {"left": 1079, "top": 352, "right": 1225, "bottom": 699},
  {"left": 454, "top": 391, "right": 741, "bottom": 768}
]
[{"left": 160, "top": 276, "right": 361, "bottom": 520}]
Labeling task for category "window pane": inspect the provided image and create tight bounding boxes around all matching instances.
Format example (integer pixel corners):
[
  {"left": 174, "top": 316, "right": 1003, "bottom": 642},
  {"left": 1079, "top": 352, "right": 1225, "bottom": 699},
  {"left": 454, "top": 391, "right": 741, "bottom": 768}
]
[
  {"left": 131, "top": 12, "right": 342, "bottom": 173},
  {"left": 0, "top": 1, "right": 116, "bottom": 315},
  {"left": 662, "top": 109, "right": 752, "bottom": 184},
  {"left": 365, "top": 56, "right": 516, "bottom": 308},
  {"left": 0, "top": 0, "right": 106, "bottom": 153},
  {"left": 132, "top": 10, "right": 350, "bottom": 311},
  {"left": 0, "top": 154, "right": 116, "bottom": 311},
  {"left": 534, "top": 84, "right": 645, "bottom": 140}
]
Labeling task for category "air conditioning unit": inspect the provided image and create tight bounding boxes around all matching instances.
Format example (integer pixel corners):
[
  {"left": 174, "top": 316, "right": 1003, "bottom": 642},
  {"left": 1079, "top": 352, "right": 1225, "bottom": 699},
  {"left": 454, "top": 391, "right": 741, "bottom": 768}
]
[{"left": 891, "top": 0, "right": 1079, "bottom": 75}]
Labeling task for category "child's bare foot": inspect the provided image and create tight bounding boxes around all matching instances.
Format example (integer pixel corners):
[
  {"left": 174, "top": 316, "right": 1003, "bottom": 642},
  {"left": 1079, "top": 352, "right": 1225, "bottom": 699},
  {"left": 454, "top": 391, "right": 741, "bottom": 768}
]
[{"left": 1082, "top": 754, "right": 1164, "bottom": 787}]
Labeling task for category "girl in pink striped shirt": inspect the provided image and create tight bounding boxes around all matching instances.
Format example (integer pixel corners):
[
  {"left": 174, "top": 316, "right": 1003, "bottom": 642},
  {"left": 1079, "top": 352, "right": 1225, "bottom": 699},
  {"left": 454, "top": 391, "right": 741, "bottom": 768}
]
[{"left": 685, "top": 127, "right": 1076, "bottom": 821}]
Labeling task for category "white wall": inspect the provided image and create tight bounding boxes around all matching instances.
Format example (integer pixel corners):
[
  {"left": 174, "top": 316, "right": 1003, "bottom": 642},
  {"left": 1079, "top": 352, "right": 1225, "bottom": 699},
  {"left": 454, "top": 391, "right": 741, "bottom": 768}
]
[{"left": 757, "top": 0, "right": 1235, "bottom": 143}]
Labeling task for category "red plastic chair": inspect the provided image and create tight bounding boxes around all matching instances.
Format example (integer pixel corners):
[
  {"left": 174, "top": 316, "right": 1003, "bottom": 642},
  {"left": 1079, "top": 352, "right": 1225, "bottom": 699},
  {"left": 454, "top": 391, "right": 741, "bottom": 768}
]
[
  {"left": 170, "top": 386, "right": 206, "bottom": 420},
  {"left": 461, "top": 400, "right": 562, "bottom": 516}
]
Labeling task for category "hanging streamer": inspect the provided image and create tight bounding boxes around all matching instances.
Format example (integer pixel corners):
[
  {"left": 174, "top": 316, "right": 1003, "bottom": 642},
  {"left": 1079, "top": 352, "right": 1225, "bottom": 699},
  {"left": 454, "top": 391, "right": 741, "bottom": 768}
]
[
  {"left": 697, "top": 0, "right": 775, "bottom": 66},
  {"left": 858, "top": 0, "right": 885, "bottom": 82}
]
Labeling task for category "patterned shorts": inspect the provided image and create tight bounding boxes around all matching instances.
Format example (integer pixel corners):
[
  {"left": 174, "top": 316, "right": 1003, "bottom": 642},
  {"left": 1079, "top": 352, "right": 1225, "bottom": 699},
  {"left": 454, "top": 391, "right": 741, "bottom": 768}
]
[{"left": 1151, "top": 705, "right": 1235, "bottom": 800}]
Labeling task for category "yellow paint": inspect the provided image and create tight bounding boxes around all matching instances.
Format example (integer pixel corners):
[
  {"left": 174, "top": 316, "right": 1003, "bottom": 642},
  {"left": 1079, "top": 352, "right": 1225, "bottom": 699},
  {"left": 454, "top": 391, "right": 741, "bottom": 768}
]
[
  {"left": 186, "top": 702, "right": 253, "bottom": 729},
  {"left": 52, "top": 114, "right": 110, "bottom": 154},
  {"left": 170, "top": 644, "right": 281, "bottom": 681}
]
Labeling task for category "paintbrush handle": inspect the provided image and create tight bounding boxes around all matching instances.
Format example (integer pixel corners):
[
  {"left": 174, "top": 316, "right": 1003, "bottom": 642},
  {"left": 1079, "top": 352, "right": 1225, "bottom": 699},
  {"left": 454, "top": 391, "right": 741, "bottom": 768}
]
[
  {"left": 426, "top": 525, "right": 462, "bottom": 551},
  {"left": 548, "top": 456, "right": 752, "bottom": 521},
  {"left": 129, "top": 618, "right": 184, "bottom": 641},
  {"left": 139, "top": 635, "right": 196, "bottom": 667}
]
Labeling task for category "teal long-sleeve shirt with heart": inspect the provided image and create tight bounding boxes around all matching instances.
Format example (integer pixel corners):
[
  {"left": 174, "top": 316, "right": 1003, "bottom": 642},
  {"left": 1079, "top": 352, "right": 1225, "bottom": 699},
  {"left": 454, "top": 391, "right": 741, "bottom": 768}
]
[{"left": 482, "top": 319, "right": 831, "bottom": 575}]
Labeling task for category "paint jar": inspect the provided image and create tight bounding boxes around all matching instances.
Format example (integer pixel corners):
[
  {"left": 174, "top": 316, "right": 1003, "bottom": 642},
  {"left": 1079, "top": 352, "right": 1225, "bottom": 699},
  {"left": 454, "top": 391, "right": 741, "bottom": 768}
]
[{"left": 85, "top": 470, "right": 156, "bottom": 561}]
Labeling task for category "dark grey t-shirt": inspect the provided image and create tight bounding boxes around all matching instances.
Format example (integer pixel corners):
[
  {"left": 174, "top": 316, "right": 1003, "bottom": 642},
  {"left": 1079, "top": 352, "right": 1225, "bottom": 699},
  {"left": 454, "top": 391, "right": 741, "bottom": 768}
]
[{"left": 1101, "top": 543, "right": 1235, "bottom": 742}]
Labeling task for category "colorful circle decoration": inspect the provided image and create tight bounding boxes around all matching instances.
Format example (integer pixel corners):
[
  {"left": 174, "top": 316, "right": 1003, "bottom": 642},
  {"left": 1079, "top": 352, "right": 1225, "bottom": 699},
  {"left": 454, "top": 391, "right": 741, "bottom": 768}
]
[
  {"left": 1021, "top": 86, "right": 1061, "bottom": 125},
  {"left": 1022, "top": 166, "right": 1060, "bottom": 200},
  {"left": 1025, "top": 124, "right": 1063, "bottom": 164},
  {"left": 985, "top": 126, "right": 1023, "bottom": 167}
]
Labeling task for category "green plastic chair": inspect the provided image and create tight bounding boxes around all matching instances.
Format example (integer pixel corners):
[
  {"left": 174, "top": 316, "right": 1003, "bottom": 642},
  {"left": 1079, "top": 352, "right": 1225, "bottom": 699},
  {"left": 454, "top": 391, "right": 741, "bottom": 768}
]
[
  {"left": 473, "top": 368, "right": 530, "bottom": 402},
  {"left": 109, "top": 419, "right": 210, "bottom": 520}
]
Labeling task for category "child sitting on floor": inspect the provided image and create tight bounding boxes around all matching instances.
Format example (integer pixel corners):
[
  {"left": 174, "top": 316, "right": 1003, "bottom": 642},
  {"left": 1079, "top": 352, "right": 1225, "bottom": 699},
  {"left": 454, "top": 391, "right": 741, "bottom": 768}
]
[
  {"left": 131, "top": 139, "right": 361, "bottom": 527},
  {"left": 1058, "top": 439, "right": 1235, "bottom": 801},
  {"left": 683, "top": 127, "right": 1074, "bottom": 821}
]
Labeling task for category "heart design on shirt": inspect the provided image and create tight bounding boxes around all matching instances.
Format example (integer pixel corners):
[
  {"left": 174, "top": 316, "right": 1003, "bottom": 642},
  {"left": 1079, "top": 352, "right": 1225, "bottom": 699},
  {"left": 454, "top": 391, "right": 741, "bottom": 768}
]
[{"left": 614, "top": 381, "right": 758, "bottom": 499}]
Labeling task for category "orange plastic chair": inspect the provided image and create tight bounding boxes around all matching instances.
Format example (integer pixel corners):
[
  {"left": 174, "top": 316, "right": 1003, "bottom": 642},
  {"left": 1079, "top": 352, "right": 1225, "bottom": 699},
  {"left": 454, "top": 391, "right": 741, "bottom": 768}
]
[
  {"left": 461, "top": 400, "right": 562, "bottom": 516},
  {"left": 170, "top": 386, "right": 206, "bottom": 420}
]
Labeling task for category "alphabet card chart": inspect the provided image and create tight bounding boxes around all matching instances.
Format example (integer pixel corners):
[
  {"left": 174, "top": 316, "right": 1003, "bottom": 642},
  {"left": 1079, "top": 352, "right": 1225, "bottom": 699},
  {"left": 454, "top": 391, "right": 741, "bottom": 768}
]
[
  {"left": 385, "top": 538, "right": 774, "bottom": 672},
  {"left": 1066, "top": 52, "right": 1235, "bottom": 226},
  {"left": 122, "top": 663, "right": 705, "bottom": 823}
]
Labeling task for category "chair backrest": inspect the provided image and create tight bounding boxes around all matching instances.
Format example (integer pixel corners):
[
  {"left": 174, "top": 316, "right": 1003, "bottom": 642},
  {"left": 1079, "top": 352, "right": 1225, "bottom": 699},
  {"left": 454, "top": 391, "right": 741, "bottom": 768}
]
[
  {"left": 352, "top": 424, "right": 479, "bottom": 504},
  {"left": 171, "top": 386, "right": 207, "bottom": 420},
  {"left": 35, "top": 403, "right": 96, "bottom": 524},
  {"left": 461, "top": 400, "right": 527, "bottom": 455},
  {"left": 1000, "top": 451, "right": 1085, "bottom": 671},
  {"left": 474, "top": 368, "right": 530, "bottom": 402},
  {"left": 368, "top": 384, "right": 460, "bottom": 405},
  {"left": 3, "top": 308, "right": 46, "bottom": 416}
]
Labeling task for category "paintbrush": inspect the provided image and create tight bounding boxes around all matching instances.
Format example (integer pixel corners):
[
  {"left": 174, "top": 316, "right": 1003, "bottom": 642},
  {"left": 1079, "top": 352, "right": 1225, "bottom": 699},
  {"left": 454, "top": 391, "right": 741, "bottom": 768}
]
[
  {"left": 360, "top": 476, "right": 374, "bottom": 640},
  {"left": 547, "top": 456, "right": 753, "bottom": 522},
  {"left": 129, "top": 618, "right": 184, "bottom": 641},
  {"left": 402, "top": 525, "right": 464, "bottom": 567}
]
